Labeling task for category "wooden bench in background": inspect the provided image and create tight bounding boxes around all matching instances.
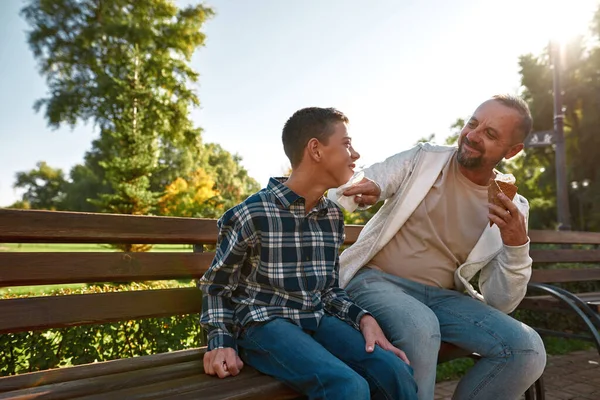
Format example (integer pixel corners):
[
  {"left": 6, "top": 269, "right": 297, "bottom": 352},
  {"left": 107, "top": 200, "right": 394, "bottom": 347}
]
[
  {"left": 517, "top": 231, "right": 600, "bottom": 353},
  {"left": 1, "top": 209, "right": 598, "bottom": 399}
]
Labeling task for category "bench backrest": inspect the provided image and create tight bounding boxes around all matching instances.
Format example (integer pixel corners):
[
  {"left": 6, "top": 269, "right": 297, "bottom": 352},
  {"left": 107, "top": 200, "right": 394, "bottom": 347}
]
[
  {"left": 527, "top": 230, "right": 600, "bottom": 285},
  {"left": 1, "top": 209, "right": 599, "bottom": 335}
]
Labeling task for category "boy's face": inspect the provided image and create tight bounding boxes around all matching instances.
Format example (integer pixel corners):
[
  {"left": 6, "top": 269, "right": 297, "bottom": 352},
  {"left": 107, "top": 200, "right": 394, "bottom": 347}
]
[{"left": 320, "top": 121, "right": 360, "bottom": 187}]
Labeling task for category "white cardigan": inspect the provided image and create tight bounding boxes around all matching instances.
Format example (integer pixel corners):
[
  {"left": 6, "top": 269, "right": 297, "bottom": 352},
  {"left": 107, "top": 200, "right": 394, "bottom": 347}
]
[{"left": 333, "top": 143, "right": 532, "bottom": 314}]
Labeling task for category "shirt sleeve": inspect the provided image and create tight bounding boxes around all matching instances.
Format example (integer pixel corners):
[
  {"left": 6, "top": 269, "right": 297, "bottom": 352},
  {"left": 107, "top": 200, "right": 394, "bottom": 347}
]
[
  {"left": 198, "top": 206, "right": 254, "bottom": 351},
  {"left": 322, "top": 218, "right": 369, "bottom": 329}
]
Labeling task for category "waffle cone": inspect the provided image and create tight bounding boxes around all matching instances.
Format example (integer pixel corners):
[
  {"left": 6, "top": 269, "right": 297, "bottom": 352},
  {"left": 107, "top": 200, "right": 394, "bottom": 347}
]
[{"left": 488, "top": 180, "right": 518, "bottom": 226}]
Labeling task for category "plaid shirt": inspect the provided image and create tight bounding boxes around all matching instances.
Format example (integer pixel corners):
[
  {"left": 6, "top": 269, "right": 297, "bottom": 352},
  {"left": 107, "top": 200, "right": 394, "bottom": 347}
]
[{"left": 198, "top": 178, "right": 369, "bottom": 351}]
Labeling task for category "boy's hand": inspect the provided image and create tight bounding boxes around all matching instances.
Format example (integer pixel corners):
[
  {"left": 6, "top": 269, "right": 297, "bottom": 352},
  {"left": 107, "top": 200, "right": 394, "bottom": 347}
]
[
  {"left": 204, "top": 347, "right": 244, "bottom": 378},
  {"left": 342, "top": 178, "right": 381, "bottom": 207},
  {"left": 359, "top": 314, "right": 410, "bottom": 365}
]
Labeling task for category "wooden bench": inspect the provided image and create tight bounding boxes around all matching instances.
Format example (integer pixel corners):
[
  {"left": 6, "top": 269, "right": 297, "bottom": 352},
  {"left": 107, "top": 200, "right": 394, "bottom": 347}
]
[
  {"left": 517, "top": 230, "right": 600, "bottom": 353},
  {"left": 3, "top": 210, "right": 595, "bottom": 398}
]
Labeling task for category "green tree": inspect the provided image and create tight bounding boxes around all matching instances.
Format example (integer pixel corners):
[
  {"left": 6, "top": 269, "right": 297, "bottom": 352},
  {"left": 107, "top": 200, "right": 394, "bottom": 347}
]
[
  {"left": 513, "top": 26, "right": 600, "bottom": 230},
  {"left": 203, "top": 143, "right": 261, "bottom": 211},
  {"left": 11, "top": 162, "right": 67, "bottom": 210},
  {"left": 22, "top": 0, "right": 214, "bottom": 216}
]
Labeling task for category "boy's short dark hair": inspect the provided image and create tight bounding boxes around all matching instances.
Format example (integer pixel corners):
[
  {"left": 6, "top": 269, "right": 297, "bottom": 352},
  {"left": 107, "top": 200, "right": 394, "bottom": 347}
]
[{"left": 282, "top": 107, "right": 349, "bottom": 168}]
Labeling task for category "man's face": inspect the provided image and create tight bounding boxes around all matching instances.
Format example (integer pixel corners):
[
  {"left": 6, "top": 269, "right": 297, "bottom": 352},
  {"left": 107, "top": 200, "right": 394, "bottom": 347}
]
[
  {"left": 320, "top": 121, "right": 360, "bottom": 186},
  {"left": 457, "top": 100, "right": 523, "bottom": 170}
]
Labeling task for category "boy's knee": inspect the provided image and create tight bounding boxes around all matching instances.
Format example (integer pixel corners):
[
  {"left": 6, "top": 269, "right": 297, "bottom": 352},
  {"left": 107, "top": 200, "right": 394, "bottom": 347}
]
[
  {"left": 337, "top": 373, "right": 370, "bottom": 399},
  {"left": 372, "top": 356, "right": 418, "bottom": 399}
]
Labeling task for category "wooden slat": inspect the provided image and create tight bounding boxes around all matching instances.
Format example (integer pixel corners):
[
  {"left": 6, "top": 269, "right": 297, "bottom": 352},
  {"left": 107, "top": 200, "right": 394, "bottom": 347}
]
[
  {"left": 78, "top": 370, "right": 298, "bottom": 400},
  {"left": 176, "top": 374, "right": 300, "bottom": 400},
  {"left": 0, "top": 252, "right": 214, "bottom": 286},
  {"left": 0, "top": 347, "right": 299, "bottom": 400},
  {"left": 529, "top": 229, "right": 600, "bottom": 245},
  {"left": 345, "top": 225, "right": 362, "bottom": 244},
  {"left": 75, "top": 370, "right": 270, "bottom": 400},
  {"left": 530, "top": 249, "right": 600, "bottom": 263},
  {"left": 0, "top": 360, "right": 204, "bottom": 400},
  {"left": 346, "top": 227, "right": 600, "bottom": 246},
  {"left": 0, "top": 348, "right": 204, "bottom": 393},
  {"left": 531, "top": 268, "right": 600, "bottom": 283},
  {"left": 519, "top": 292, "right": 600, "bottom": 313},
  {"left": 0, "top": 209, "right": 218, "bottom": 244},
  {"left": 2, "top": 210, "right": 599, "bottom": 245},
  {"left": 0, "top": 288, "right": 203, "bottom": 334}
]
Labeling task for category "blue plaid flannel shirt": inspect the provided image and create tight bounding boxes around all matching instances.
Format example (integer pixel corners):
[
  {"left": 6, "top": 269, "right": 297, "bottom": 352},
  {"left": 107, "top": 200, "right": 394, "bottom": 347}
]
[{"left": 198, "top": 178, "right": 369, "bottom": 351}]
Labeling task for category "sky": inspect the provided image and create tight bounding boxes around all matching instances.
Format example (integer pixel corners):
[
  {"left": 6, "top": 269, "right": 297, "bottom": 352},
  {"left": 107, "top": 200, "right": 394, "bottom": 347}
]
[{"left": 0, "top": 0, "right": 598, "bottom": 207}]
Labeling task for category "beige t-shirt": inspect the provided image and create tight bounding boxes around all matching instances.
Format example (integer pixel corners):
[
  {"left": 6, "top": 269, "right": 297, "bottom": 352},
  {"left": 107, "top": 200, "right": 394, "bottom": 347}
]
[{"left": 368, "top": 154, "right": 489, "bottom": 289}]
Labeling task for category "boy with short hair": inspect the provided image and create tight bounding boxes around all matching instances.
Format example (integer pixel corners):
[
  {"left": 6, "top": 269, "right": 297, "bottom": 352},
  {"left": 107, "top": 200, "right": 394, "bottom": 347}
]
[{"left": 199, "top": 107, "right": 417, "bottom": 400}]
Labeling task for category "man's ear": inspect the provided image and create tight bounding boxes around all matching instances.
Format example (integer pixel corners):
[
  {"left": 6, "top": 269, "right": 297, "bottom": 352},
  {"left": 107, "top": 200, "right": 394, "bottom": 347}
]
[
  {"left": 306, "top": 138, "right": 321, "bottom": 162},
  {"left": 505, "top": 143, "right": 524, "bottom": 160}
]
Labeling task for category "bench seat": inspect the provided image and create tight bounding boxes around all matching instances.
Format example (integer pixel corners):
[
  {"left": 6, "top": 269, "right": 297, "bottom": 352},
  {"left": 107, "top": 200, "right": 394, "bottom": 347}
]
[{"left": 0, "top": 348, "right": 299, "bottom": 400}]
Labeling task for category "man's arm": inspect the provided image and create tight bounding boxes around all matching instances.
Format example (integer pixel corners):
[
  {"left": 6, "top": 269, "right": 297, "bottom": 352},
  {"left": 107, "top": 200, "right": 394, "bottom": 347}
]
[
  {"left": 479, "top": 192, "right": 533, "bottom": 313},
  {"left": 198, "top": 208, "right": 253, "bottom": 377},
  {"left": 332, "top": 145, "right": 422, "bottom": 207}
]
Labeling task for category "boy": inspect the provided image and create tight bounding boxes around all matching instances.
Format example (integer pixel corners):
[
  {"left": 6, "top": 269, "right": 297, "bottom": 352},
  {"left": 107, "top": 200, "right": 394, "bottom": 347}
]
[{"left": 198, "top": 107, "right": 417, "bottom": 400}]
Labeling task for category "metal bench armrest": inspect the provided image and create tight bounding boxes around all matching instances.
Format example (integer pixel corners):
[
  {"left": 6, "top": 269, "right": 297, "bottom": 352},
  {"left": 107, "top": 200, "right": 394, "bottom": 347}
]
[{"left": 526, "top": 282, "right": 600, "bottom": 355}]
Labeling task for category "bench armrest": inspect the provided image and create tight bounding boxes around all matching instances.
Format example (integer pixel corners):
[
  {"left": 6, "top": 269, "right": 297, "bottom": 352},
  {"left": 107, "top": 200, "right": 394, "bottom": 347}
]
[{"left": 525, "top": 282, "right": 600, "bottom": 354}]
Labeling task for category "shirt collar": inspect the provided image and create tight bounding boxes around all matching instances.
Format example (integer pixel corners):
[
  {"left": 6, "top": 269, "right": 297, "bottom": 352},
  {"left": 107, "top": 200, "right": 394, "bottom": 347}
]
[{"left": 267, "top": 177, "right": 329, "bottom": 215}]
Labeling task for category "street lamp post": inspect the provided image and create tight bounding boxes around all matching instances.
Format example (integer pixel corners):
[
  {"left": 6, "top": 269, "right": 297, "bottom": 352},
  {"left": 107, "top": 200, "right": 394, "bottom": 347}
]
[{"left": 551, "top": 40, "right": 572, "bottom": 231}]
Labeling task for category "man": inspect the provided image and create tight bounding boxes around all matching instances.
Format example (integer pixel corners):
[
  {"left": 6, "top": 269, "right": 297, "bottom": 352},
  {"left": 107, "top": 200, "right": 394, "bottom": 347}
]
[
  {"left": 198, "top": 107, "right": 418, "bottom": 400},
  {"left": 332, "top": 95, "right": 546, "bottom": 399}
]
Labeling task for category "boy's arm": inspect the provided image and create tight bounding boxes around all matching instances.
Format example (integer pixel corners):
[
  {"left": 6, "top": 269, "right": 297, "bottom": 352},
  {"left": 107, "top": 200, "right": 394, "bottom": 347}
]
[
  {"left": 198, "top": 208, "right": 253, "bottom": 351},
  {"left": 322, "top": 219, "right": 369, "bottom": 328},
  {"left": 322, "top": 281, "right": 369, "bottom": 329}
]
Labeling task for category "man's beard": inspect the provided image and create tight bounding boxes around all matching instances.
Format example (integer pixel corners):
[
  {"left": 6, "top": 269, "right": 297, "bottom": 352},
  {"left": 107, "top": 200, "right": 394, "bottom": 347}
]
[{"left": 457, "top": 139, "right": 483, "bottom": 169}]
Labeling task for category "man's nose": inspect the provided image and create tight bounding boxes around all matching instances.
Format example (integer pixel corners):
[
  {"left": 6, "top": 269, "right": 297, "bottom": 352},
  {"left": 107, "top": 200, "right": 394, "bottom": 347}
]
[{"left": 466, "top": 128, "right": 482, "bottom": 143}]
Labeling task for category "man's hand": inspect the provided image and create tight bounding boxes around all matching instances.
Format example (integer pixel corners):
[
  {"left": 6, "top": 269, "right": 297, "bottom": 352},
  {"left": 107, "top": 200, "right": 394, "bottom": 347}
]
[
  {"left": 342, "top": 178, "right": 381, "bottom": 207},
  {"left": 488, "top": 192, "right": 528, "bottom": 246},
  {"left": 203, "top": 347, "right": 244, "bottom": 378},
  {"left": 359, "top": 315, "right": 410, "bottom": 365}
]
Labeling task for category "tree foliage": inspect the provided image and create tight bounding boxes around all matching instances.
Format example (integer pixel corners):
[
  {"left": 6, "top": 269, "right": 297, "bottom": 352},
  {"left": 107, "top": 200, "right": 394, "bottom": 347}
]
[
  {"left": 11, "top": 162, "right": 67, "bottom": 210},
  {"left": 15, "top": 0, "right": 260, "bottom": 224},
  {"left": 21, "top": 0, "right": 214, "bottom": 216},
  {"left": 505, "top": 8, "right": 600, "bottom": 230}
]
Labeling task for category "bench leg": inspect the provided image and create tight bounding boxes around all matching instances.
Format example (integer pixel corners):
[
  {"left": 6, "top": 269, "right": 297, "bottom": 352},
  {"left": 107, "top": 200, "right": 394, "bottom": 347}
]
[
  {"left": 535, "top": 375, "right": 546, "bottom": 400},
  {"left": 524, "top": 375, "right": 545, "bottom": 400},
  {"left": 524, "top": 384, "right": 535, "bottom": 400}
]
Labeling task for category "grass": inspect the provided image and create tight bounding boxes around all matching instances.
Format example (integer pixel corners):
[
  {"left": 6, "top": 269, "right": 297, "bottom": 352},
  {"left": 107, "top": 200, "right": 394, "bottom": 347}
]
[
  {"left": 0, "top": 284, "right": 87, "bottom": 296},
  {"left": 0, "top": 243, "right": 196, "bottom": 295}
]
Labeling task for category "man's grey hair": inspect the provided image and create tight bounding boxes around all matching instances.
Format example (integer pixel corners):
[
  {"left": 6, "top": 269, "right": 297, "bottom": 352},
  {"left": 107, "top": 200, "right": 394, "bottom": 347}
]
[{"left": 492, "top": 94, "right": 533, "bottom": 143}]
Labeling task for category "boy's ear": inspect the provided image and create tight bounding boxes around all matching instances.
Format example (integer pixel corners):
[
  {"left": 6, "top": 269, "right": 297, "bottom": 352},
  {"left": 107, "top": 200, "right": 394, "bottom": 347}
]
[{"left": 307, "top": 138, "right": 322, "bottom": 162}]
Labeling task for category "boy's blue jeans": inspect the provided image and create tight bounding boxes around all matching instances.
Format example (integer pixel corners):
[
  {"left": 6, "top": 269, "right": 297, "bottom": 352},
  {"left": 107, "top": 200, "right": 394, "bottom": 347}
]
[
  {"left": 345, "top": 268, "right": 546, "bottom": 400},
  {"left": 237, "top": 315, "right": 418, "bottom": 400}
]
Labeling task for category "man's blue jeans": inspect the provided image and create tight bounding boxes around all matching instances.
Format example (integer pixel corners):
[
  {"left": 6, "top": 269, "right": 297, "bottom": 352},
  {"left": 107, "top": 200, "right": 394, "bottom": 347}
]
[
  {"left": 237, "top": 315, "right": 418, "bottom": 400},
  {"left": 345, "top": 268, "right": 546, "bottom": 400}
]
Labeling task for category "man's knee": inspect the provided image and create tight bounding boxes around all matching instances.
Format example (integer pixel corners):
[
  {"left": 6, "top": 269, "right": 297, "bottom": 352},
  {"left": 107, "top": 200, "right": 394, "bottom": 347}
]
[
  {"left": 486, "top": 321, "right": 547, "bottom": 379},
  {"left": 390, "top": 306, "right": 441, "bottom": 351},
  {"left": 512, "top": 326, "right": 546, "bottom": 378},
  {"left": 346, "top": 272, "right": 441, "bottom": 347}
]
